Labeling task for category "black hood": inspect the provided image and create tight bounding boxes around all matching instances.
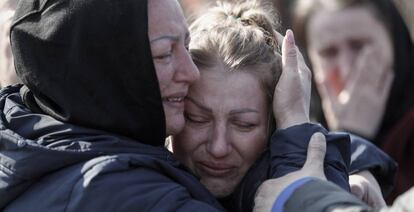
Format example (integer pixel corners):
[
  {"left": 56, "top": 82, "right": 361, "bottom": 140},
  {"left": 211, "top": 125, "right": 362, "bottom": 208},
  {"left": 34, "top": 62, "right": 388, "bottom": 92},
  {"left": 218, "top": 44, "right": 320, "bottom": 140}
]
[{"left": 10, "top": 0, "right": 166, "bottom": 146}]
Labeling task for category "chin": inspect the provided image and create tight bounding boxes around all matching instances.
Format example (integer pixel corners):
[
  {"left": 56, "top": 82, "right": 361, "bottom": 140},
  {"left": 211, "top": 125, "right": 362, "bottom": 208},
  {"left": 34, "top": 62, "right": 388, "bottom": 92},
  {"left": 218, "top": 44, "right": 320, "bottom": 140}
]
[
  {"left": 165, "top": 114, "right": 185, "bottom": 136},
  {"left": 201, "top": 178, "right": 238, "bottom": 198}
]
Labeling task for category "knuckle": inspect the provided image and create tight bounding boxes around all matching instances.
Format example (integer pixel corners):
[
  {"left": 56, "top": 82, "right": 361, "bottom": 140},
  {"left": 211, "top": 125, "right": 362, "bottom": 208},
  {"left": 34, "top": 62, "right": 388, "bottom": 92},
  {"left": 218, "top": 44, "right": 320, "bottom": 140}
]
[{"left": 286, "top": 48, "right": 297, "bottom": 58}]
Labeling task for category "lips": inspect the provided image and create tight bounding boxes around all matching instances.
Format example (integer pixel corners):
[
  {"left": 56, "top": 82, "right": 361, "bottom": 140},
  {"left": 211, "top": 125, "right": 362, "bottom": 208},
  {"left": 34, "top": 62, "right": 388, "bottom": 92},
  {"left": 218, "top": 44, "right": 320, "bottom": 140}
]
[
  {"left": 162, "top": 92, "right": 187, "bottom": 108},
  {"left": 198, "top": 162, "right": 236, "bottom": 177}
]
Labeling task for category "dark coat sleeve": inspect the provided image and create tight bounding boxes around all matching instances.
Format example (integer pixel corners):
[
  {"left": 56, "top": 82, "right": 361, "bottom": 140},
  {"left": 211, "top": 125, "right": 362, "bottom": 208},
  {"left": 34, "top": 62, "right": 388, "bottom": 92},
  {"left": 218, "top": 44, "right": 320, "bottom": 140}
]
[
  {"left": 348, "top": 134, "right": 397, "bottom": 197},
  {"left": 269, "top": 123, "right": 351, "bottom": 191},
  {"left": 283, "top": 179, "right": 371, "bottom": 212},
  {"left": 65, "top": 156, "right": 224, "bottom": 212}
]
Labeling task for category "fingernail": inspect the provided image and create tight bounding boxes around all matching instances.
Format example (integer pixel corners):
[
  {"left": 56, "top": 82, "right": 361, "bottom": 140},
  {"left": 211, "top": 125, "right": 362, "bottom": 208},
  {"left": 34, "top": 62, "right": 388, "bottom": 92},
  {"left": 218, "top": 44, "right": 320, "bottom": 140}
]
[{"left": 286, "top": 29, "right": 294, "bottom": 45}]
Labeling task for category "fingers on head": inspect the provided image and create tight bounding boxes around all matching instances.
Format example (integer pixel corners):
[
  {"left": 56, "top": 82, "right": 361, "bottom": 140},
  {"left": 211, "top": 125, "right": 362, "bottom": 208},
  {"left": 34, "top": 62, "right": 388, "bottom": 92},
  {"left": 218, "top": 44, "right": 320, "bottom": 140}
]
[{"left": 282, "top": 29, "right": 298, "bottom": 68}]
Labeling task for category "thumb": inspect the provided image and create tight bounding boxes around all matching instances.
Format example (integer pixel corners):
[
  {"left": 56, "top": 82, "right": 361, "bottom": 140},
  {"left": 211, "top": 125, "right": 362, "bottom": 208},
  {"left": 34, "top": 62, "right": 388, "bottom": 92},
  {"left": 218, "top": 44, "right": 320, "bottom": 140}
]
[
  {"left": 303, "top": 132, "right": 326, "bottom": 178},
  {"left": 282, "top": 29, "right": 298, "bottom": 71}
]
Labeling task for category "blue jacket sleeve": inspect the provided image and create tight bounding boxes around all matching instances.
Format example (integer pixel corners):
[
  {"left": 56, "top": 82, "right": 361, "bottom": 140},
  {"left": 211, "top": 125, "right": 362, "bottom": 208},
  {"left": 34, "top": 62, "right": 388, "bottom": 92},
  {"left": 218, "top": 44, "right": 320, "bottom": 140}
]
[
  {"left": 276, "top": 178, "right": 371, "bottom": 212},
  {"left": 269, "top": 123, "right": 351, "bottom": 191},
  {"left": 349, "top": 134, "right": 397, "bottom": 197}
]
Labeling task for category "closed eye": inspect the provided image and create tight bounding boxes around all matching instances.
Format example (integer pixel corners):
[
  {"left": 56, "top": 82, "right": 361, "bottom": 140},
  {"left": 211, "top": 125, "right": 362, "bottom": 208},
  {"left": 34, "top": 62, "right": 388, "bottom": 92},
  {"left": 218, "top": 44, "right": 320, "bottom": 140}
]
[
  {"left": 153, "top": 52, "right": 172, "bottom": 63},
  {"left": 232, "top": 122, "right": 257, "bottom": 132},
  {"left": 184, "top": 113, "right": 209, "bottom": 124}
]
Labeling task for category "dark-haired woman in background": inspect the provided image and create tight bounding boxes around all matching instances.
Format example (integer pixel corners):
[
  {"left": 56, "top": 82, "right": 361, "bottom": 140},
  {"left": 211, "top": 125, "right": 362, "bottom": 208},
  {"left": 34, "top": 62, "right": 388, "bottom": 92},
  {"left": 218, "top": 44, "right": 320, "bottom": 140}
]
[{"left": 293, "top": 0, "right": 414, "bottom": 203}]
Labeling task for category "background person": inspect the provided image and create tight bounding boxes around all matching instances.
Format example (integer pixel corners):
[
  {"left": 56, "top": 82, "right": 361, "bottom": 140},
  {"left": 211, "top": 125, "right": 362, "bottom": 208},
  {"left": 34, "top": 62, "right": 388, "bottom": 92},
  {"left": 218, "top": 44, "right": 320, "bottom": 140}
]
[{"left": 293, "top": 0, "right": 414, "bottom": 203}]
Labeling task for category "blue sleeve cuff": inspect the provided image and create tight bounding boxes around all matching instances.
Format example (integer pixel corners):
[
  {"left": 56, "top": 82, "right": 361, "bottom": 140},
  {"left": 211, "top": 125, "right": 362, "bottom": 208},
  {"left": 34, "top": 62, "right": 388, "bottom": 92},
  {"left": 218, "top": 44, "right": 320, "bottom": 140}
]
[{"left": 271, "top": 177, "right": 317, "bottom": 212}]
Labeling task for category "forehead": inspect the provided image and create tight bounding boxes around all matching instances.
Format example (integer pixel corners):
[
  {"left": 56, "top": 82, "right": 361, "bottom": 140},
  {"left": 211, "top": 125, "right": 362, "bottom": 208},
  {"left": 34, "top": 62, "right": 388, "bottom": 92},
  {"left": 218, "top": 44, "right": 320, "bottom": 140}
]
[
  {"left": 307, "top": 7, "right": 384, "bottom": 45},
  {"left": 148, "top": 0, "right": 188, "bottom": 38},
  {"left": 189, "top": 69, "right": 267, "bottom": 109}
]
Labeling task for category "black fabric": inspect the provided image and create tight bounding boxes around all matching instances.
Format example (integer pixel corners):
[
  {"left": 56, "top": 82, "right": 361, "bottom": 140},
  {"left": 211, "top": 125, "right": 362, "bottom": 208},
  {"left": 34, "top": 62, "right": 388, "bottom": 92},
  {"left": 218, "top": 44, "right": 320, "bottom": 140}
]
[{"left": 10, "top": 0, "right": 166, "bottom": 146}]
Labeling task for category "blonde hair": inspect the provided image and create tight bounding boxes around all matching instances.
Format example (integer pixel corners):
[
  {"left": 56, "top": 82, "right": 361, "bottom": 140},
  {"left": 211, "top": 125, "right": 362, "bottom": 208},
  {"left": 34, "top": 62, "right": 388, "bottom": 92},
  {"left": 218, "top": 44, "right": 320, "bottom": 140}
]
[{"left": 189, "top": 0, "right": 282, "bottom": 104}]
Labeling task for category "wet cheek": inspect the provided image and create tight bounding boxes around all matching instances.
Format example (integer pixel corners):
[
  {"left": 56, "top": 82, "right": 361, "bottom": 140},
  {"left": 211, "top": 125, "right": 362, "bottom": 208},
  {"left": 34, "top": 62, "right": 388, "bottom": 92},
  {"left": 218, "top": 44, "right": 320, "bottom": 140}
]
[
  {"left": 236, "top": 133, "right": 267, "bottom": 164},
  {"left": 174, "top": 128, "right": 208, "bottom": 155}
]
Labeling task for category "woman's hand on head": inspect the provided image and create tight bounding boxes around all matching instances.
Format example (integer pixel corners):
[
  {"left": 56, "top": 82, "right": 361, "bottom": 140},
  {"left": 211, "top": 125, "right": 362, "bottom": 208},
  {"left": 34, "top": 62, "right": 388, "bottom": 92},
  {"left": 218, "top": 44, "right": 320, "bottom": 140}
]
[
  {"left": 273, "top": 30, "right": 312, "bottom": 129},
  {"left": 349, "top": 170, "right": 386, "bottom": 210}
]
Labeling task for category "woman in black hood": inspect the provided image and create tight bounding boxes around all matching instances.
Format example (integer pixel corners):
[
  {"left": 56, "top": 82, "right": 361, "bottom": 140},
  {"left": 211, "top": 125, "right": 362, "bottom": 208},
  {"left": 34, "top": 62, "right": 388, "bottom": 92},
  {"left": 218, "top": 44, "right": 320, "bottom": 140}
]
[
  {"left": 0, "top": 0, "right": 227, "bottom": 210},
  {"left": 293, "top": 0, "right": 414, "bottom": 203}
]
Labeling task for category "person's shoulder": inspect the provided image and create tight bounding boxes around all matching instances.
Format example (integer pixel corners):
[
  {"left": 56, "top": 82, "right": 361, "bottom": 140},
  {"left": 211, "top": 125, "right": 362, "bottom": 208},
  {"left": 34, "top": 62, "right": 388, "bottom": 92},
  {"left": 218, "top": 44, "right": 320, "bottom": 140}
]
[{"left": 67, "top": 154, "right": 221, "bottom": 211}]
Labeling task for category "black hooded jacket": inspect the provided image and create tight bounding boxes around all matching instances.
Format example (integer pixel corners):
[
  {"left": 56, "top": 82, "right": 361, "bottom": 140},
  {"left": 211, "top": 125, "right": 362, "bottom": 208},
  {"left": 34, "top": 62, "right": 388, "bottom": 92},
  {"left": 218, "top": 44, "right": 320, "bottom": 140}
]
[{"left": 11, "top": 0, "right": 165, "bottom": 145}]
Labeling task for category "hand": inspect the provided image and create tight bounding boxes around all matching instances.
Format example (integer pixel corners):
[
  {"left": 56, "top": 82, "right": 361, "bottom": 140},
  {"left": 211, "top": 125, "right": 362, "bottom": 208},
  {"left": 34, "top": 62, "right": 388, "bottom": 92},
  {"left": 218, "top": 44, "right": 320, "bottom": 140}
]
[
  {"left": 349, "top": 170, "right": 386, "bottom": 210},
  {"left": 273, "top": 30, "right": 311, "bottom": 129},
  {"left": 253, "top": 132, "right": 327, "bottom": 211},
  {"left": 316, "top": 32, "right": 393, "bottom": 138}
]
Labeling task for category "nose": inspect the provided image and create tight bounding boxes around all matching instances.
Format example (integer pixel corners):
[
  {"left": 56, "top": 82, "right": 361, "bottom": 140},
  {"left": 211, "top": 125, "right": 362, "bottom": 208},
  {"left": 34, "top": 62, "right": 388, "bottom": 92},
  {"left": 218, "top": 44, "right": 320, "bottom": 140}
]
[
  {"left": 174, "top": 48, "right": 200, "bottom": 84},
  {"left": 206, "top": 123, "right": 232, "bottom": 158},
  {"left": 337, "top": 49, "right": 355, "bottom": 82},
  {"left": 325, "top": 49, "right": 354, "bottom": 96}
]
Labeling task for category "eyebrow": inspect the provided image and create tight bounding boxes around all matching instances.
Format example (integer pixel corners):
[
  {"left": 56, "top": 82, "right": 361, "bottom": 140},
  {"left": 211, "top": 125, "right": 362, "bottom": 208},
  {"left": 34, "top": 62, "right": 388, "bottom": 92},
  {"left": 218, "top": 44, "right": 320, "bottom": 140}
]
[
  {"left": 150, "top": 35, "right": 179, "bottom": 43},
  {"left": 186, "top": 96, "right": 212, "bottom": 113},
  {"left": 186, "top": 96, "right": 259, "bottom": 115},
  {"left": 229, "top": 108, "right": 259, "bottom": 115},
  {"left": 150, "top": 32, "right": 190, "bottom": 44}
]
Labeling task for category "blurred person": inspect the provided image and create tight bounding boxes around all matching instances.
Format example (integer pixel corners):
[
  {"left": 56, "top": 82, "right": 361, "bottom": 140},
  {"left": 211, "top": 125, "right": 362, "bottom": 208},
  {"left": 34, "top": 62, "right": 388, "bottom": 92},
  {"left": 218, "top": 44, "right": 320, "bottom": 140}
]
[
  {"left": 293, "top": 0, "right": 414, "bottom": 203},
  {"left": 172, "top": 1, "right": 396, "bottom": 211},
  {"left": 0, "top": 0, "right": 20, "bottom": 87}
]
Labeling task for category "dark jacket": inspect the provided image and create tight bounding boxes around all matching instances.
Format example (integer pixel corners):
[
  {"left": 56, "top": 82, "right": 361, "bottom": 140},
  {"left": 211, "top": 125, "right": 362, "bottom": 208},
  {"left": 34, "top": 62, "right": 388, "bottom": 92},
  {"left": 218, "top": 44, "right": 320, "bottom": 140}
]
[
  {"left": 223, "top": 126, "right": 396, "bottom": 212},
  {"left": 0, "top": 85, "right": 224, "bottom": 211}
]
